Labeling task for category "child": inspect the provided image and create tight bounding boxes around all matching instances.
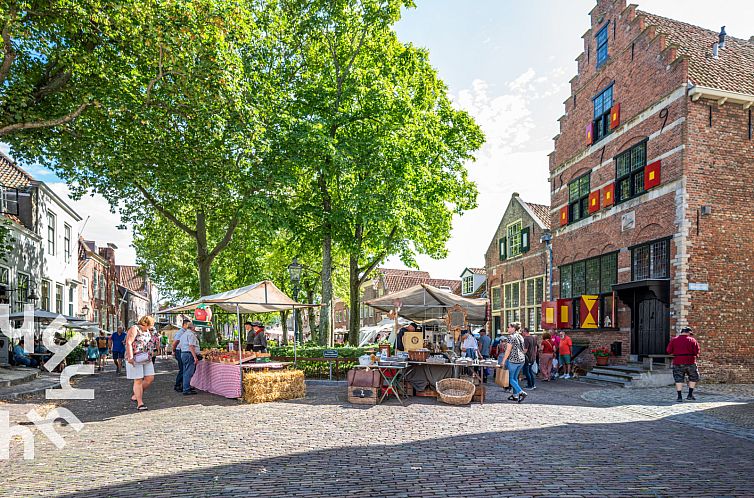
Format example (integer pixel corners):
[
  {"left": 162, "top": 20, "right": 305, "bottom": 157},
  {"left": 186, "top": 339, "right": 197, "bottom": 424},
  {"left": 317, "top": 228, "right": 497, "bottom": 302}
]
[{"left": 86, "top": 341, "right": 100, "bottom": 366}]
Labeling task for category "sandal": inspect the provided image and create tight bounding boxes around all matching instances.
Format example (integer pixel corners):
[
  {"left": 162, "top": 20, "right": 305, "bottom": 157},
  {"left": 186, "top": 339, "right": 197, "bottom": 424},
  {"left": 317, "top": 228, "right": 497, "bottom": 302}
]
[
  {"left": 507, "top": 395, "right": 518, "bottom": 401},
  {"left": 136, "top": 405, "right": 148, "bottom": 411}
]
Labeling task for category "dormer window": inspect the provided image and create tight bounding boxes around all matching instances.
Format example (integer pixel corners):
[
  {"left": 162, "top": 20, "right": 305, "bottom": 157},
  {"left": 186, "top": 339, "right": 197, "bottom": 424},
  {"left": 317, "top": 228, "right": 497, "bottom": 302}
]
[{"left": 596, "top": 23, "right": 608, "bottom": 67}]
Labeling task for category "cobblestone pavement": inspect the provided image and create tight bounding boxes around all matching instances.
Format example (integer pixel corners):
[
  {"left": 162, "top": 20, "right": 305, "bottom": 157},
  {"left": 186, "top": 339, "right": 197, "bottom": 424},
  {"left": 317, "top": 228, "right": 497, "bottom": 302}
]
[
  {"left": 582, "top": 384, "right": 754, "bottom": 441},
  {"left": 1, "top": 359, "right": 753, "bottom": 497}
]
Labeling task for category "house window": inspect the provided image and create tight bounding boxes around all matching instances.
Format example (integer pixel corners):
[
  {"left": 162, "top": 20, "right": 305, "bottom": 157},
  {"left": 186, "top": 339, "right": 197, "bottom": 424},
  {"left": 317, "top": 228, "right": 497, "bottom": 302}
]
[
  {"left": 616, "top": 140, "right": 647, "bottom": 202},
  {"left": 55, "top": 284, "right": 63, "bottom": 314},
  {"left": 0, "top": 187, "right": 19, "bottom": 215},
  {"left": 592, "top": 84, "right": 613, "bottom": 142},
  {"left": 47, "top": 211, "right": 56, "bottom": 255},
  {"left": 15, "top": 273, "right": 29, "bottom": 312},
  {"left": 524, "top": 276, "right": 545, "bottom": 331},
  {"left": 568, "top": 172, "right": 590, "bottom": 223},
  {"left": 68, "top": 287, "right": 74, "bottom": 317},
  {"left": 560, "top": 252, "right": 618, "bottom": 299},
  {"left": 100, "top": 274, "right": 106, "bottom": 300},
  {"left": 506, "top": 220, "right": 523, "bottom": 258},
  {"left": 41, "top": 280, "right": 51, "bottom": 311},
  {"left": 596, "top": 23, "right": 608, "bottom": 67},
  {"left": 64, "top": 224, "right": 71, "bottom": 263},
  {"left": 92, "top": 271, "right": 98, "bottom": 300},
  {"left": 463, "top": 275, "right": 474, "bottom": 295},
  {"left": 94, "top": 309, "right": 100, "bottom": 326},
  {"left": 111, "top": 282, "right": 116, "bottom": 304},
  {"left": 491, "top": 286, "right": 502, "bottom": 310},
  {"left": 82, "top": 277, "right": 89, "bottom": 300},
  {"left": 632, "top": 238, "right": 670, "bottom": 280},
  {"left": 503, "top": 281, "right": 520, "bottom": 327}
]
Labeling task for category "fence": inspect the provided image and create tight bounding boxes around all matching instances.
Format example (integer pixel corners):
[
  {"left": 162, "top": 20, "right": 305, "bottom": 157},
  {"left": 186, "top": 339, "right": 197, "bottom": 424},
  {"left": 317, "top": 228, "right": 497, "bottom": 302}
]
[{"left": 272, "top": 357, "right": 357, "bottom": 380}]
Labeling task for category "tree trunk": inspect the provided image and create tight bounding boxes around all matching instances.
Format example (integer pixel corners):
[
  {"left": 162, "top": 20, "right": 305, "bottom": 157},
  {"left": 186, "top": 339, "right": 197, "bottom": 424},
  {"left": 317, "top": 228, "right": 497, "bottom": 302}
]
[
  {"left": 320, "top": 232, "right": 333, "bottom": 346},
  {"left": 306, "top": 289, "right": 319, "bottom": 345},
  {"left": 348, "top": 253, "right": 361, "bottom": 346},
  {"left": 195, "top": 211, "right": 212, "bottom": 296},
  {"left": 280, "top": 310, "right": 289, "bottom": 346}
]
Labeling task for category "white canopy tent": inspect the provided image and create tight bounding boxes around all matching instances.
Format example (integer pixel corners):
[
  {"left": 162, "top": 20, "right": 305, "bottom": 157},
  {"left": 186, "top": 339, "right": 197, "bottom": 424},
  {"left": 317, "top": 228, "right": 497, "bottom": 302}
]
[
  {"left": 365, "top": 283, "right": 487, "bottom": 324},
  {"left": 162, "top": 281, "right": 319, "bottom": 389}
]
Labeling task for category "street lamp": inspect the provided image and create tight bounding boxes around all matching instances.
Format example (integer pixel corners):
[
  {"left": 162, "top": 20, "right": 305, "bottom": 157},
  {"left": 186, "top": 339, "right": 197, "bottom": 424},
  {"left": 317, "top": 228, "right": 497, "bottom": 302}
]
[
  {"left": 80, "top": 304, "right": 90, "bottom": 319},
  {"left": 288, "top": 258, "right": 303, "bottom": 343},
  {"left": 27, "top": 285, "right": 39, "bottom": 305}
]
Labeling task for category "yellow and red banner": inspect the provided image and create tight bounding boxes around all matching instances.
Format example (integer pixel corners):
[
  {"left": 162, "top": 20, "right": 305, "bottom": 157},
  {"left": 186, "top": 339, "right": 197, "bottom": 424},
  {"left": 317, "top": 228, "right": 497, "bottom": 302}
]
[
  {"left": 579, "top": 295, "right": 599, "bottom": 329},
  {"left": 645, "top": 160, "right": 661, "bottom": 189},
  {"left": 609, "top": 103, "right": 621, "bottom": 129},
  {"left": 588, "top": 190, "right": 601, "bottom": 214},
  {"left": 585, "top": 122, "right": 594, "bottom": 145},
  {"left": 559, "top": 206, "right": 568, "bottom": 226},
  {"left": 602, "top": 183, "right": 615, "bottom": 208},
  {"left": 541, "top": 301, "right": 557, "bottom": 329},
  {"left": 556, "top": 299, "right": 572, "bottom": 329}
]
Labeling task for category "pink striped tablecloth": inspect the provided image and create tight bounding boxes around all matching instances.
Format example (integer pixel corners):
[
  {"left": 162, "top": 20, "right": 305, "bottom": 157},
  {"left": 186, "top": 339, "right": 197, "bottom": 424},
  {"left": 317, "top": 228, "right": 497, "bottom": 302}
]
[{"left": 190, "top": 360, "right": 241, "bottom": 398}]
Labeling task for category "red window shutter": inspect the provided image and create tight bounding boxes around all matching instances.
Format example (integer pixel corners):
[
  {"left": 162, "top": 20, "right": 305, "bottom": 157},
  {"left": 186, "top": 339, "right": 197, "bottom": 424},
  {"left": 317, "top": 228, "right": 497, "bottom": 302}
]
[
  {"left": 644, "top": 160, "right": 661, "bottom": 189},
  {"left": 556, "top": 299, "right": 572, "bottom": 329},
  {"left": 559, "top": 206, "right": 569, "bottom": 226},
  {"left": 609, "top": 103, "right": 621, "bottom": 129},
  {"left": 588, "top": 190, "right": 601, "bottom": 213},
  {"left": 541, "top": 301, "right": 557, "bottom": 329},
  {"left": 602, "top": 183, "right": 615, "bottom": 208},
  {"left": 585, "top": 122, "right": 594, "bottom": 145}
]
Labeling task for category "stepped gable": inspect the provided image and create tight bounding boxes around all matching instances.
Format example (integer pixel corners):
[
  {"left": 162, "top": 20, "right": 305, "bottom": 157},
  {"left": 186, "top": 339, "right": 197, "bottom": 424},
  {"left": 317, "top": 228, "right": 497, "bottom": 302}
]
[{"left": 637, "top": 11, "right": 754, "bottom": 95}]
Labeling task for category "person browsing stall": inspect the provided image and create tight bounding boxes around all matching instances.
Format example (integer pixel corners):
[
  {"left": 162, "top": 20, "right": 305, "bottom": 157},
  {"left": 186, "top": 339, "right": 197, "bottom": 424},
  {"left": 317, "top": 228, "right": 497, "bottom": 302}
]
[
  {"left": 179, "top": 324, "right": 201, "bottom": 395},
  {"left": 249, "top": 321, "right": 267, "bottom": 353},
  {"left": 243, "top": 321, "right": 254, "bottom": 351},
  {"left": 172, "top": 319, "right": 190, "bottom": 393},
  {"left": 461, "top": 330, "right": 479, "bottom": 359}
]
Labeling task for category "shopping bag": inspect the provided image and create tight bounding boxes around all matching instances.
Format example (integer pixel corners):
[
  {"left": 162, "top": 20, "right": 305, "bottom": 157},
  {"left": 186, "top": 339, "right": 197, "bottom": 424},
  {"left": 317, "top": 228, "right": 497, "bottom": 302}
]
[
  {"left": 552, "top": 358, "right": 559, "bottom": 368},
  {"left": 495, "top": 367, "right": 510, "bottom": 388},
  {"left": 531, "top": 361, "right": 539, "bottom": 375}
]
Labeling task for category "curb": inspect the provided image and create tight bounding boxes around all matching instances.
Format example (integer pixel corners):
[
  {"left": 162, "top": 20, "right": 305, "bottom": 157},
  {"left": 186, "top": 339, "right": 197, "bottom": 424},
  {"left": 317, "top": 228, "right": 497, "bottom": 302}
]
[
  {"left": 0, "top": 376, "right": 61, "bottom": 400},
  {"left": 0, "top": 369, "right": 41, "bottom": 388}
]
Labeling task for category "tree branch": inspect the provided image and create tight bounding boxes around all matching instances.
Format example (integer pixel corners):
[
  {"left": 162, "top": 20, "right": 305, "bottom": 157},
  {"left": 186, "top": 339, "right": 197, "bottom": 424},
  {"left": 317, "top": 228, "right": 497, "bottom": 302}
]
[
  {"left": 133, "top": 182, "right": 197, "bottom": 238},
  {"left": 207, "top": 210, "right": 241, "bottom": 261},
  {"left": 0, "top": 101, "right": 93, "bottom": 137},
  {"left": 357, "top": 226, "right": 398, "bottom": 285}
]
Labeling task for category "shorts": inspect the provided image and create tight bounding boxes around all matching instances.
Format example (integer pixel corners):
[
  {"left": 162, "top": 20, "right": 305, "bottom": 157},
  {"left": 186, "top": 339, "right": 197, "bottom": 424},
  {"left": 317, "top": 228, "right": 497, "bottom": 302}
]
[
  {"left": 673, "top": 364, "right": 700, "bottom": 383},
  {"left": 99, "top": 348, "right": 108, "bottom": 357},
  {"left": 126, "top": 360, "right": 155, "bottom": 379},
  {"left": 112, "top": 351, "right": 124, "bottom": 360},
  {"left": 559, "top": 354, "right": 572, "bottom": 365}
]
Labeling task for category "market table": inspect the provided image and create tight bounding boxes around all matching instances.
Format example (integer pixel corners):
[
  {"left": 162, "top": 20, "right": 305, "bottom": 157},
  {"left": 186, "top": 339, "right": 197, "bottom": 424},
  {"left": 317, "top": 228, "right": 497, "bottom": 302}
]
[
  {"left": 191, "top": 360, "right": 290, "bottom": 398},
  {"left": 354, "top": 363, "right": 409, "bottom": 405}
]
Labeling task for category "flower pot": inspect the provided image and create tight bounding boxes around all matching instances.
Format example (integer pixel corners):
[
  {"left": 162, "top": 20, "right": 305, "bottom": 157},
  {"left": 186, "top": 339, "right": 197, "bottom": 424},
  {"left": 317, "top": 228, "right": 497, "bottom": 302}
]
[{"left": 595, "top": 356, "right": 609, "bottom": 366}]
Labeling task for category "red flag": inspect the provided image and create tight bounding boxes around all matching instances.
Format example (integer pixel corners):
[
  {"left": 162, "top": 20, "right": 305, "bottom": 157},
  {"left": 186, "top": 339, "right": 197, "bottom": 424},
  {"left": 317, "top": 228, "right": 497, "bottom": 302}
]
[
  {"left": 602, "top": 183, "right": 615, "bottom": 208},
  {"left": 588, "top": 190, "right": 601, "bottom": 214},
  {"left": 645, "top": 160, "right": 661, "bottom": 189},
  {"left": 609, "top": 103, "right": 621, "bottom": 129}
]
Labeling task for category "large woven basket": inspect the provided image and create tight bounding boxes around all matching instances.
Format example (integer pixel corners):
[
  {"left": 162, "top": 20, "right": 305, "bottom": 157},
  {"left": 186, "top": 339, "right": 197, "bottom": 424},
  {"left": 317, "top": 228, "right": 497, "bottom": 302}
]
[{"left": 436, "top": 378, "right": 475, "bottom": 405}]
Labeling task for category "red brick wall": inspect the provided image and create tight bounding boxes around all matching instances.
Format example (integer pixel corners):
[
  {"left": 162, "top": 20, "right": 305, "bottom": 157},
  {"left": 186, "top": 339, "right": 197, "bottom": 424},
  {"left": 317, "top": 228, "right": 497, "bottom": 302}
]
[{"left": 684, "top": 99, "right": 754, "bottom": 382}]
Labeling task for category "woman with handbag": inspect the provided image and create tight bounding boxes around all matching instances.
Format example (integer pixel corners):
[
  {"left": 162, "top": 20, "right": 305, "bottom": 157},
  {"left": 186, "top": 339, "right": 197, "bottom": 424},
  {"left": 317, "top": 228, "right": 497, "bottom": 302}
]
[
  {"left": 499, "top": 322, "right": 527, "bottom": 403},
  {"left": 125, "top": 315, "right": 157, "bottom": 411},
  {"left": 539, "top": 332, "right": 555, "bottom": 381}
]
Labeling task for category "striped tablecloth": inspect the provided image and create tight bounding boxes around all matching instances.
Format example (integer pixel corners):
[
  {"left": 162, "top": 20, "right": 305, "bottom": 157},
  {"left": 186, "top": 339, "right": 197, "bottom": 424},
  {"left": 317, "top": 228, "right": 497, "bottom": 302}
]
[{"left": 190, "top": 360, "right": 241, "bottom": 399}]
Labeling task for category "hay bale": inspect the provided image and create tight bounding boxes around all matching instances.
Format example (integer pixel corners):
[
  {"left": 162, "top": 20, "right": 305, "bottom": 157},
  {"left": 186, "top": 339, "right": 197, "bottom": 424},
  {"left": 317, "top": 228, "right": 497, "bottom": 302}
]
[{"left": 243, "top": 369, "right": 306, "bottom": 404}]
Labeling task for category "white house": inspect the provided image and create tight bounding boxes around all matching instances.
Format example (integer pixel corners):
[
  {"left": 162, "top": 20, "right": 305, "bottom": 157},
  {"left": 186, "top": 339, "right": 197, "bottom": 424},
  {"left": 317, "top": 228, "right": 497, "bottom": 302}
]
[{"left": 459, "top": 267, "right": 486, "bottom": 298}]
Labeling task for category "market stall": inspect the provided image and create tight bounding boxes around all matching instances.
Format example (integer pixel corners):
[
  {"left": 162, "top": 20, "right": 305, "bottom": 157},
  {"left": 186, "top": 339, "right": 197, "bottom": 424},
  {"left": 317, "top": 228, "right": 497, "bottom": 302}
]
[{"left": 162, "top": 280, "right": 315, "bottom": 402}]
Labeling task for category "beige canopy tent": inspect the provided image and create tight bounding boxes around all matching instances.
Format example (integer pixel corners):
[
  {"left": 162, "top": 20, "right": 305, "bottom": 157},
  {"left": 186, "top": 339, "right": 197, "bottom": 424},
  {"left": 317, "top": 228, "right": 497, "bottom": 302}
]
[{"left": 365, "top": 283, "right": 487, "bottom": 324}]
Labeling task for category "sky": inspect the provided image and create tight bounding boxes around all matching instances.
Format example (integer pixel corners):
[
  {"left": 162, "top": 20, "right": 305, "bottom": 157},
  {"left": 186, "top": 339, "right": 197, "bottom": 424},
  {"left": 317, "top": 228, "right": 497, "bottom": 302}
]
[{"left": 2, "top": 0, "right": 753, "bottom": 277}]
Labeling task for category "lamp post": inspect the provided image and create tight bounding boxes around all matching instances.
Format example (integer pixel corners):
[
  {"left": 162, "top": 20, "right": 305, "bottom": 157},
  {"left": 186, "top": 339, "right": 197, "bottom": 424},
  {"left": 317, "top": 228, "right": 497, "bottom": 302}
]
[
  {"left": 288, "top": 258, "right": 303, "bottom": 344},
  {"left": 27, "top": 285, "right": 39, "bottom": 306}
]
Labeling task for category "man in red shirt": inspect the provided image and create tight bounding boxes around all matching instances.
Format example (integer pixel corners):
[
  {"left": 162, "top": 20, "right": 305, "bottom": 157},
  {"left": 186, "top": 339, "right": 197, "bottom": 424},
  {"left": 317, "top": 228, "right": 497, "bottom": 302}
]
[
  {"left": 666, "top": 326, "right": 701, "bottom": 402},
  {"left": 558, "top": 330, "right": 573, "bottom": 379}
]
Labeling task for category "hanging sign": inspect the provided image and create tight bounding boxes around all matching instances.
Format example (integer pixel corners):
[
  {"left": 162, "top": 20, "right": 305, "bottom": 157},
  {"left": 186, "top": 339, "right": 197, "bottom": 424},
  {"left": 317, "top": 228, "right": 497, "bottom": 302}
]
[
  {"left": 194, "top": 303, "right": 212, "bottom": 324},
  {"left": 579, "top": 295, "right": 599, "bottom": 329}
]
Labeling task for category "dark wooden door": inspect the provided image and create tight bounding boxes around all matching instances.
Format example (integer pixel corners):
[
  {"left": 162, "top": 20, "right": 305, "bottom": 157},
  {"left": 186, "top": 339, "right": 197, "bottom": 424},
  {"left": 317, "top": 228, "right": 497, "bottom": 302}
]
[{"left": 633, "top": 296, "right": 669, "bottom": 357}]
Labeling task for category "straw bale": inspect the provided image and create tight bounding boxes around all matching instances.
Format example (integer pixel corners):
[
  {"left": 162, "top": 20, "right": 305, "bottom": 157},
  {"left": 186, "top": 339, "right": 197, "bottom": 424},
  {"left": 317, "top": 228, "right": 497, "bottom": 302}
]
[{"left": 243, "top": 369, "right": 306, "bottom": 404}]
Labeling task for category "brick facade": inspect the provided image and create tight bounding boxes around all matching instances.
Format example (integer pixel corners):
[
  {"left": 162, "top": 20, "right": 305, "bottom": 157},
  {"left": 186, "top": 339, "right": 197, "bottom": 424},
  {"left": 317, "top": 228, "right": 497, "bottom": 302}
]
[
  {"left": 549, "top": 0, "right": 754, "bottom": 380},
  {"left": 485, "top": 193, "right": 550, "bottom": 338}
]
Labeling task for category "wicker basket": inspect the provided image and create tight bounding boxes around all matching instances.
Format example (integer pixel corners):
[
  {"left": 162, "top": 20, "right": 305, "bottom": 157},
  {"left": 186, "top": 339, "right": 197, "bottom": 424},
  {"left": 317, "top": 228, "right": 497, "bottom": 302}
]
[{"left": 436, "top": 378, "right": 475, "bottom": 405}]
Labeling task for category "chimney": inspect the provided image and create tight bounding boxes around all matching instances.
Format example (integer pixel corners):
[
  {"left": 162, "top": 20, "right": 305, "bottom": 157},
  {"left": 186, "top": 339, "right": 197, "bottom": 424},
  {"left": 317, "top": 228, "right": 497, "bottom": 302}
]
[
  {"left": 718, "top": 26, "right": 727, "bottom": 49},
  {"left": 712, "top": 42, "right": 719, "bottom": 59}
]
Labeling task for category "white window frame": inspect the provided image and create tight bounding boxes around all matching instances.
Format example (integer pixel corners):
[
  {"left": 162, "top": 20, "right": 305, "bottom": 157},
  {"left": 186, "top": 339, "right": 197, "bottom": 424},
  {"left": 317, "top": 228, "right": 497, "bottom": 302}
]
[
  {"left": 64, "top": 224, "right": 71, "bottom": 263},
  {"left": 82, "top": 277, "right": 89, "bottom": 300},
  {"left": 41, "top": 279, "right": 51, "bottom": 311},
  {"left": 503, "top": 280, "right": 521, "bottom": 327},
  {"left": 47, "top": 211, "right": 56, "bottom": 255},
  {"left": 506, "top": 219, "right": 523, "bottom": 259},
  {"left": 523, "top": 275, "right": 545, "bottom": 332},
  {"left": 55, "top": 283, "right": 64, "bottom": 314},
  {"left": 462, "top": 275, "right": 474, "bottom": 295}
]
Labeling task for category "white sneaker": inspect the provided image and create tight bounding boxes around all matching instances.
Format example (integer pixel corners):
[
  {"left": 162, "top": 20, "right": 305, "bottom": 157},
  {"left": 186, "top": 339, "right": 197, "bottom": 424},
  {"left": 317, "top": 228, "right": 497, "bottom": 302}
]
[{"left": 564, "top": 374, "right": 571, "bottom": 379}]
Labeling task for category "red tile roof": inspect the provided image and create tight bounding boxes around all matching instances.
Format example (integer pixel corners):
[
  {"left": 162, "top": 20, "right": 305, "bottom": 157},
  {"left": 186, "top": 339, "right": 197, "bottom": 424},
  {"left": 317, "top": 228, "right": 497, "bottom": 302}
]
[
  {"left": 378, "top": 268, "right": 461, "bottom": 295},
  {"left": 426, "top": 278, "right": 462, "bottom": 294},
  {"left": 0, "top": 151, "right": 33, "bottom": 189},
  {"left": 522, "top": 201, "right": 551, "bottom": 229},
  {"left": 467, "top": 267, "right": 486, "bottom": 275},
  {"left": 116, "top": 265, "right": 147, "bottom": 296},
  {"left": 639, "top": 11, "right": 754, "bottom": 95}
]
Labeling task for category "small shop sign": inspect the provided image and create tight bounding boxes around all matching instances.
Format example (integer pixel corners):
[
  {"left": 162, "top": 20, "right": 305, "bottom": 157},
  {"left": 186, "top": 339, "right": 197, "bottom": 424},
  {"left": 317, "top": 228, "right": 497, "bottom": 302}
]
[
  {"left": 323, "top": 349, "right": 339, "bottom": 359},
  {"left": 688, "top": 282, "right": 709, "bottom": 291}
]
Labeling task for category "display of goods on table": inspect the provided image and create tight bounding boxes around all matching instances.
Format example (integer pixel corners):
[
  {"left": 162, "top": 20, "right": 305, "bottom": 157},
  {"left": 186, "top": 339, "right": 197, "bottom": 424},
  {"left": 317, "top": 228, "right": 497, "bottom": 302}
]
[
  {"left": 243, "top": 369, "right": 306, "bottom": 404},
  {"left": 201, "top": 349, "right": 256, "bottom": 364},
  {"left": 426, "top": 355, "right": 448, "bottom": 364},
  {"left": 408, "top": 349, "right": 430, "bottom": 362}
]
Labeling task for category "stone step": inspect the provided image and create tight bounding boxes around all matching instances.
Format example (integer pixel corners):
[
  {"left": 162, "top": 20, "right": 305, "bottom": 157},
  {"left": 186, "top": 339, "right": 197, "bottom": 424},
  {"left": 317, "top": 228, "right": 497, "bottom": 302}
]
[
  {"left": 589, "top": 367, "right": 641, "bottom": 381},
  {"left": 581, "top": 373, "right": 631, "bottom": 386},
  {"left": 0, "top": 367, "right": 40, "bottom": 388}
]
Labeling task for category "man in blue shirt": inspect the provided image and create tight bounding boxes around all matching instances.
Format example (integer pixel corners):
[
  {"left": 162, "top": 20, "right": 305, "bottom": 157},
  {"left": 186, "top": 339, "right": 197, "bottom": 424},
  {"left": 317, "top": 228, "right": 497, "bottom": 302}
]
[
  {"left": 13, "top": 339, "right": 38, "bottom": 368},
  {"left": 478, "top": 329, "right": 492, "bottom": 382},
  {"left": 109, "top": 326, "right": 127, "bottom": 375}
]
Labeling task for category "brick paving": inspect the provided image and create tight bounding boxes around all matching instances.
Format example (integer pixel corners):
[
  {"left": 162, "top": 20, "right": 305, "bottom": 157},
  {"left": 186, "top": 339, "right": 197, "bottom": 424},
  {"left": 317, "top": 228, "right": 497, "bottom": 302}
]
[{"left": 1, "top": 360, "right": 753, "bottom": 497}]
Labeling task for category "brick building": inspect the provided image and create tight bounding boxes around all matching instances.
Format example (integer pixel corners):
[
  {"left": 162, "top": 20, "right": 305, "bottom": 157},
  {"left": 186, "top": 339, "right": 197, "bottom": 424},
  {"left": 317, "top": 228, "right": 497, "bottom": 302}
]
[
  {"left": 549, "top": 0, "right": 754, "bottom": 380},
  {"left": 116, "top": 265, "right": 158, "bottom": 327},
  {"left": 78, "top": 239, "right": 119, "bottom": 333},
  {"left": 485, "top": 193, "right": 551, "bottom": 338}
]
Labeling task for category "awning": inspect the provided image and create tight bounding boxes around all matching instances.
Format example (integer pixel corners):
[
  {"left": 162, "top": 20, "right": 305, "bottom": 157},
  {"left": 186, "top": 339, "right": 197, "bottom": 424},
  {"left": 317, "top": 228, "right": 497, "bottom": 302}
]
[
  {"left": 161, "top": 280, "right": 318, "bottom": 314},
  {"left": 613, "top": 278, "right": 670, "bottom": 304},
  {"left": 365, "top": 283, "right": 487, "bottom": 324}
]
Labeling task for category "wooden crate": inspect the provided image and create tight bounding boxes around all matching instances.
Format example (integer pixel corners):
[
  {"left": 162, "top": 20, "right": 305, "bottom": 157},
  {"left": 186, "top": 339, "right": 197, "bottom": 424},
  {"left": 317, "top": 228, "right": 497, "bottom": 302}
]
[
  {"left": 472, "top": 385, "right": 486, "bottom": 404},
  {"left": 348, "top": 386, "right": 379, "bottom": 405}
]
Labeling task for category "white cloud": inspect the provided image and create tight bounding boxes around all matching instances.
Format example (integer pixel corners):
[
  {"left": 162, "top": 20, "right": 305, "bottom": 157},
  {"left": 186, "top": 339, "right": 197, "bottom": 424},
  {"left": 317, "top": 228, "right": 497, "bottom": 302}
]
[{"left": 47, "top": 183, "right": 137, "bottom": 266}]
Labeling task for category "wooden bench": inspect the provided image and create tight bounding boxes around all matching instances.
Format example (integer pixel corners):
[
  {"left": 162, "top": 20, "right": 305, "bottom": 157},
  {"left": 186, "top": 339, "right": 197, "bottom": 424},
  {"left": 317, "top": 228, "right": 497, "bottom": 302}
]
[{"left": 645, "top": 354, "right": 674, "bottom": 371}]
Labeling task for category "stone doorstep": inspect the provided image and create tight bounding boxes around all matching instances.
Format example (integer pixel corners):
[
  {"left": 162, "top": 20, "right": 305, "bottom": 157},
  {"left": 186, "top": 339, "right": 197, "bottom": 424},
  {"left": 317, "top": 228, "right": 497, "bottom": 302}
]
[
  {"left": 0, "top": 373, "right": 61, "bottom": 400},
  {"left": 0, "top": 367, "right": 41, "bottom": 388}
]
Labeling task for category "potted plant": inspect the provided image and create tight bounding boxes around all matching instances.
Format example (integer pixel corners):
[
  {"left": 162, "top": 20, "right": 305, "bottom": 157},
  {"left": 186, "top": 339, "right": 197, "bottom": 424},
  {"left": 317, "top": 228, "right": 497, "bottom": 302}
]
[{"left": 591, "top": 346, "right": 611, "bottom": 366}]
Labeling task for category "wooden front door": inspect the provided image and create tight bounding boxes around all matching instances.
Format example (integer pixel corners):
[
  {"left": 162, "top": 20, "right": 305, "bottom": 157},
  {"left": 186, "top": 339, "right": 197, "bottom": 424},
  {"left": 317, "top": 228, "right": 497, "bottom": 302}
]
[{"left": 632, "top": 294, "right": 669, "bottom": 357}]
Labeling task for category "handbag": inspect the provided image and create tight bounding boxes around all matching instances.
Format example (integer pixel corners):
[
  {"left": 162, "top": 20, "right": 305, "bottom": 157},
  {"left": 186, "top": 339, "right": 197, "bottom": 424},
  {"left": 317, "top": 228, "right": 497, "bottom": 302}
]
[
  {"left": 552, "top": 357, "right": 559, "bottom": 368},
  {"left": 133, "top": 351, "right": 149, "bottom": 364},
  {"left": 531, "top": 361, "right": 539, "bottom": 375},
  {"left": 495, "top": 367, "right": 510, "bottom": 388}
]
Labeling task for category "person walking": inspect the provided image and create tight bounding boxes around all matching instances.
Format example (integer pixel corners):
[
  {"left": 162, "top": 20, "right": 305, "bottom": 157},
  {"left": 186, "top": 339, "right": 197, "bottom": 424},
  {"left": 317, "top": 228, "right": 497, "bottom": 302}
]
[
  {"left": 478, "top": 329, "right": 492, "bottom": 382},
  {"left": 666, "top": 326, "right": 701, "bottom": 402},
  {"left": 172, "top": 319, "right": 190, "bottom": 393},
  {"left": 160, "top": 332, "right": 169, "bottom": 358},
  {"left": 499, "top": 322, "right": 527, "bottom": 403},
  {"left": 539, "top": 332, "right": 555, "bottom": 381},
  {"left": 125, "top": 315, "right": 157, "bottom": 411},
  {"left": 179, "top": 324, "right": 201, "bottom": 395},
  {"left": 96, "top": 331, "right": 109, "bottom": 372},
  {"left": 558, "top": 330, "right": 573, "bottom": 379},
  {"left": 522, "top": 327, "right": 538, "bottom": 390},
  {"left": 109, "top": 326, "right": 127, "bottom": 375}
]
